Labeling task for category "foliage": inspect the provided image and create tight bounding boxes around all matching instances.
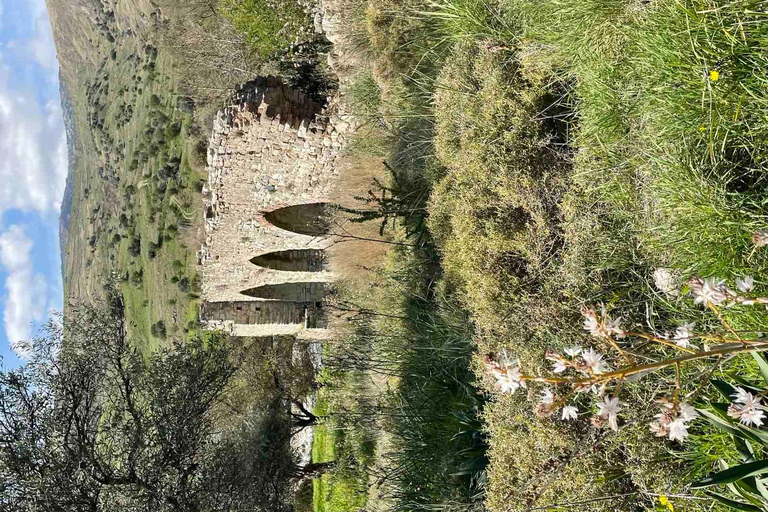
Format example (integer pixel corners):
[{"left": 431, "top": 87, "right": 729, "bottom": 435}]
[
  {"left": 218, "top": 0, "right": 313, "bottom": 60},
  {"left": 691, "top": 362, "right": 768, "bottom": 510},
  {"left": 0, "top": 288, "right": 327, "bottom": 512}
]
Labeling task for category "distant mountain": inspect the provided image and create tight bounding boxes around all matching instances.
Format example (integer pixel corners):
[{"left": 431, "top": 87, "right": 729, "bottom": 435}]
[{"left": 58, "top": 70, "right": 75, "bottom": 282}]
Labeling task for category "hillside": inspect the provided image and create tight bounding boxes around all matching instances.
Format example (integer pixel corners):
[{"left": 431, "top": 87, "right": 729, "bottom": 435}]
[{"left": 47, "top": 0, "right": 206, "bottom": 348}]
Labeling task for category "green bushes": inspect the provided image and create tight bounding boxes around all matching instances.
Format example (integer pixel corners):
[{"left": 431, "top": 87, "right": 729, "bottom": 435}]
[{"left": 219, "top": 0, "right": 312, "bottom": 59}]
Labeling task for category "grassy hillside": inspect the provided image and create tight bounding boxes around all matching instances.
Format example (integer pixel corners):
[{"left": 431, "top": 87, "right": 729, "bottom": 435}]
[{"left": 48, "top": 0, "right": 207, "bottom": 349}]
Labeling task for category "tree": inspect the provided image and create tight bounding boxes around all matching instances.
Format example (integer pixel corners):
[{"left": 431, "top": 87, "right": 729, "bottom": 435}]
[
  {"left": 0, "top": 287, "right": 333, "bottom": 512},
  {"left": 127, "top": 236, "right": 141, "bottom": 257}
]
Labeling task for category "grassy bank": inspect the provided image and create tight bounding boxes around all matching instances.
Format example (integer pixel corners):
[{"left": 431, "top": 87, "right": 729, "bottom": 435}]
[{"left": 312, "top": 0, "right": 768, "bottom": 509}]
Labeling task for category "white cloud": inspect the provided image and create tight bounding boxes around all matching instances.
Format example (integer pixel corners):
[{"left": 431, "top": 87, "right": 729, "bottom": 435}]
[
  {"left": 0, "top": 58, "right": 67, "bottom": 215},
  {"left": 30, "top": 0, "right": 58, "bottom": 73},
  {"left": 0, "top": 225, "right": 47, "bottom": 358}
]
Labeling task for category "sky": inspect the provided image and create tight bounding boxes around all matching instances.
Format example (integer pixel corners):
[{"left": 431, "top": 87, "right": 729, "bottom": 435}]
[{"left": 0, "top": 0, "right": 68, "bottom": 367}]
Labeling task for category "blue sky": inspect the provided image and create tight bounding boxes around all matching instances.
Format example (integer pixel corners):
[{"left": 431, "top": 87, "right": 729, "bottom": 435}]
[{"left": 0, "top": 0, "right": 67, "bottom": 367}]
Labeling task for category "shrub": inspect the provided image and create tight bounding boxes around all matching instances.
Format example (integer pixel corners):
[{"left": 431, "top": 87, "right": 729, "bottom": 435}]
[
  {"left": 127, "top": 237, "right": 141, "bottom": 257},
  {"left": 429, "top": 41, "right": 571, "bottom": 341},
  {"left": 151, "top": 320, "right": 167, "bottom": 339},
  {"left": 218, "top": 0, "right": 312, "bottom": 59}
]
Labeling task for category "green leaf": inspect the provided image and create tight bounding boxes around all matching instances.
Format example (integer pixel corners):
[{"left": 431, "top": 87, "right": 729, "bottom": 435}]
[
  {"left": 752, "top": 353, "right": 768, "bottom": 386},
  {"left": 755, "top": 478, "right": 768, "bottom": 501},
  {"left": 712, "top": 379, "right": 738, "bottom": 400},
  {"left": 735, "top": 436, "right": 757, "bottom": 463},
  {"left": 693, "top": 460, "right": 768, "bottom": 488},
  {"left": 731, "top": 479, "right": 762, "bottom": 505},
  {"left": 699, "top": 408, "right": 747, "bottom": 438},
  {"left": 704, "top": 491, "right": 762, "bottom": 511},
  {"left": 700, "top": 407, "right": 768, "bottom": 448},
  {"left": 739, "top": 425, "right": 768, "bottom": 448},
  {"left": 731, "top": 376, "right": 763, "bottom": 393}
]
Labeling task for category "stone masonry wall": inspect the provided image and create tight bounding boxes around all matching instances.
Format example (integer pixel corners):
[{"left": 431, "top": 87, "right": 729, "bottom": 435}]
[{"left": 199, "top": 76, "right": 353, "bottom": 334}]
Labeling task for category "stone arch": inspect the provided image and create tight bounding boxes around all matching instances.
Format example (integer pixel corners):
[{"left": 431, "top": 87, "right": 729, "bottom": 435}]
[
  {"left": 263, "top": 203, "right": 332, "bottom": 236},
  {"left": 241, "top": 282, "right": 325, "bottom": 303},
  {"left": 250, "top": 249, "right": 325, "bottom": 272}
]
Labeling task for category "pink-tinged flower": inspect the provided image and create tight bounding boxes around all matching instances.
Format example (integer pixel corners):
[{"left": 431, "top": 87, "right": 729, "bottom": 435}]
[
  {"left": 667, "top": 419, "right": 689, "bottom": 442},
  {"left": 728, "top": 403, "right": 766, "bottom": 427},
  {"left": 597, "top": 396, "right": 621, "bottom": 431},
  {"left": 649, "top": 421, "right": 668, "bottom": 437},
  {"left": 561, "top": 405, "right": 578, "bottom": 421},
  {"left": 553, "top": 360, "right": 567, "bottom": 373},
  {"left": 540, "top": 389, "right": 555, "bottom": 405},
  {"left": 581, "top": 305, "right": 625, "bottom": 339},
  {"left": 564, "top": 346, "right": 582, "bottom": 357},
  {"left": 652, "top": 401, "right": 698, "bottom": 442},
  {"left": 689, "top": 277, "right": 728, "bottom": 306},
  {"left": 728, "top": 388, "right": 766, "bottom": 427},
  {"left": 582, "top": 307, "right": 601, "bottom": 337},
  {"left": 753, "top": 230, "right": 768, "bottom": 248},
  {"left": 581, "top": 348, "right": 608, "bottom": 375},
  {"left": 673, "top": 322, "right": 697, "bottom": 349},
  {"left": 736, "top": 275, "right": 755, "bottom": 293},
  {"left": 485, "top": 353, "right": 526, "bottom": 394}
]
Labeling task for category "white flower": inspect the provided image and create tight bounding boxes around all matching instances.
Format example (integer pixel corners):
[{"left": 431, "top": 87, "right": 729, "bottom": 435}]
[
  {"left": 679, "top": 402, "right": 698, "bottom": 422},
  {"left": 597, "top": 396, "right": 621, "bottom": 431},
  {"left": 540, "top": 389, "right": 555, "bottom": 404},
  {"left": 650, "top": 402, "right": 697, "bottom": 442},
  {"left": 581, "top": 305, "right": 625, "bottom": 338},
  {"left": 690, "top": 277, "right": 728, "bottom": 306},
  {"left": 736, "top": 275, "right": 755, "bottom": 293},
  {"left": 582, "top": 309, "right": 600, "bottom": 337},
  {"left": 581, "top": 348, "right": 609, "bottom": 375},
  {"left": 495, "top": 366, "right": 525, "bottom": 394},
  {"left": 564, "top": 346, "right": 582, "bottom": 357},
  {"left": 553, "top": 360, "right": 567, "bottom": 373},
  {"left": 729, "top": 403, "right": 766, "bottom": 427},
  {"left": 486, "top": 352, "right": 526, "bottom": 394},
  {"left": 561, "top": 405, "right": 578, "bottom": 421},
  {"left": 667, "top": 419, "right": 689, "bottom": 442},
  {"left": 653, "top": 268, "right": 680, "bottom": 297},
  {"left": 728, "top": 389, "right": 767, "bottom": 427},
  {"left": 673, "top": 322, "right": 697, "bottom": 348},
  {"left": 732, "top": 387, "right": 753, "bottom": 404}
]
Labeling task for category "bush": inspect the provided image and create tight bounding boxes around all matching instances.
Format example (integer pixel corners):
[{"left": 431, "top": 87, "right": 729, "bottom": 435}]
[
  {"left": 127, "top": 237, "right": 141, "bottom": 257},
  {"left": 219, "top": 0, "right": 312, "bottom": 59},
  {"left": 151, "top": 320, "right": 167, "bottom": 339},
  {"left": 429, "top": 41, "right": 570, "bottom": 341}
]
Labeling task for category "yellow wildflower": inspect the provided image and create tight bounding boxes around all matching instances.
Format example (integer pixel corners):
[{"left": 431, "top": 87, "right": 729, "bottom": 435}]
[
  {"left": 658, "top": 495, "right": 674, "bottom": 511},
  {"left": 709, "top": 70, "right": 720, "bottom": 81}
]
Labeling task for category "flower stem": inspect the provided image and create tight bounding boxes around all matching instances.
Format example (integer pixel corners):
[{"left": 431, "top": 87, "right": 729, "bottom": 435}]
[
  {"left": 624, "top": 331, "right": 696, "bottom": 354},
  {"left": 520, "top": 341, "right": 768, "bottom": 386}
]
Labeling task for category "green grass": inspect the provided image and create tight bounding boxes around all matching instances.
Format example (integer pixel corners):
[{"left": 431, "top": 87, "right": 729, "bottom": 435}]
[
  {"left": 57, "top": 2, "right": 208, "bottom": 353},
  {"left": 329, "top": 0, "right": 768, "bottom": 509},
  {"left": 219, "top": 0, "right": 314, "bottom": 59},
  {"left": 311, "top": 392, "right": 368, "bottom": 512}
]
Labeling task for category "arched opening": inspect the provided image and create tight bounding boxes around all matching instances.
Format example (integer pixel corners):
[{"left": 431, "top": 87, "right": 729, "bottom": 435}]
[
  {"left": 240, "top": 282, "right": 325, "bottom": 302},
  {"left": 250, "top": 249, "right": 325, "bottom": 272},
  {"left": 264, "top": 203, "right": 332, "bottom": 236}
]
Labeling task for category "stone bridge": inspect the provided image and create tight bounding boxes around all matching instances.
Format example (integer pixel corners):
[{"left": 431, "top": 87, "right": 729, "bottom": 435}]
[{"left": 198, "top": 76, "right": 353, "bottom": 337}]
